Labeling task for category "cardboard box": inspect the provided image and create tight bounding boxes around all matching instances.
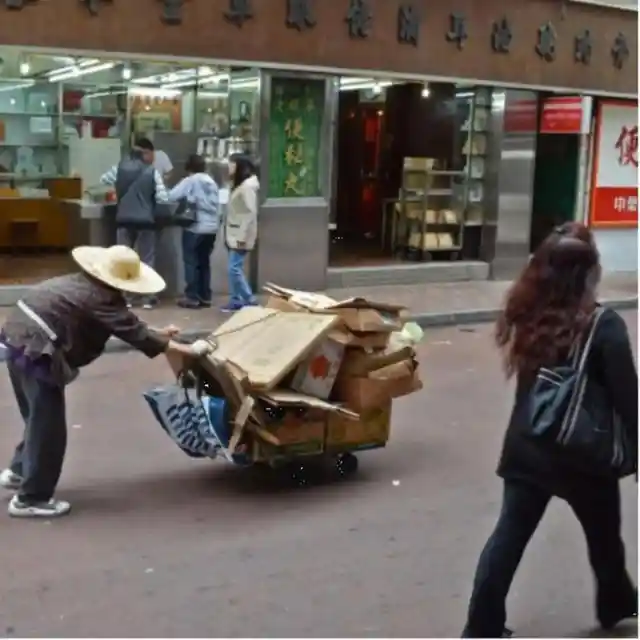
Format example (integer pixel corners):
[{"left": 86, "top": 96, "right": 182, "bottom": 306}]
[
  {"left": 334, "top": 359, "right": 423, "bottom": 411},
  {"left": 339, "top": 343, "right": 415, "bottom": 376},
  {"left": 253, "top": 419, "right": 326, "bottom": 461},
  {"left": 264, "top": 284, "right": 406, "bottom": 333},
  {"left": 290, "top": 338, "right": 345, "bottom": 399},
  {"left": 205, "top": 306, "right": 339, "bottom": 390},
  {"left": 326, "top": 402, "right": 392, "bottom": 451}
]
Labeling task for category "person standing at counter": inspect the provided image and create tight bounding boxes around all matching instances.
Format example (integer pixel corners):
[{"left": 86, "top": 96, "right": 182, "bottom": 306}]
[
  {"left": 222, "top": 153, "right": 259, "bottom": 313},
  {"left": 154, "top": 148, "right": 174, "bottom": 183},
  {"left": 100, "top": 137, "right": 169, "bottom": 310},
  {"left": 168, "top": 154, "right": 220, "bottom": 309},
  {"left": 0, "top": 245, "right": 202, "bottom": 518}
]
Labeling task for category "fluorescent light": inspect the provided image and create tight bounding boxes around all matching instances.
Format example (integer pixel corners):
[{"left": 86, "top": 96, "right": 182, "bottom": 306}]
[
  {"left": 48, "top": 61, "right": 115, "bottom": 82},
  {"left": 19, "top": 61, "right": 30, "bottom": 76},
  {"left": 339, "top": 81, "right": 393, "bottom": 92},
  {"left": 0, "top": 80, "right": 35, "bottom": 93},
  {"left": 121, "top": 66, "right": 132, "bottom": 80},
  {"left": 45, "top": 58, "right": 100, "bottom": 78}
]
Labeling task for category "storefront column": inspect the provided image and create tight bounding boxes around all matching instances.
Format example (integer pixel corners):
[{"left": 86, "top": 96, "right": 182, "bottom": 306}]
[
  {"left": 481, "top": 89, "right": 539, "bottom": 279},
  {"left": 251, "top": 71, "right": 338, "bottom": 292}
]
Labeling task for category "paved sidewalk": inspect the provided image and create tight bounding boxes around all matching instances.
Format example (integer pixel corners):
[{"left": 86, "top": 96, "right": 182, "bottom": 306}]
[{"left": 0, "top": 275, "right": 636, "bottom": 352}]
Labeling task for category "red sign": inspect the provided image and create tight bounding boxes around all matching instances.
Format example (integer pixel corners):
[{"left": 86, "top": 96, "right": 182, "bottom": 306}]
[
  {"left": 589, "top": 100, "right": 639, "bottom": 227},
  {"left": 503, "top": 96, "right": 585, "bottom": 134},
  {"left": 539, "top": 97, "right": 583, "bottom": 134}
]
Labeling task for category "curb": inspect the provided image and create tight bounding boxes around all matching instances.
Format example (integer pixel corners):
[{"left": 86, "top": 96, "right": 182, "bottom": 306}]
[{"left": 104, "top": 296, "right": 638, "bottom": 355}]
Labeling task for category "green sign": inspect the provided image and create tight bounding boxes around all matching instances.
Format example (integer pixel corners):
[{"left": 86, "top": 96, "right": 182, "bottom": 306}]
[{"left": 267, "top": 77, "right": 324, "bottom": 198}]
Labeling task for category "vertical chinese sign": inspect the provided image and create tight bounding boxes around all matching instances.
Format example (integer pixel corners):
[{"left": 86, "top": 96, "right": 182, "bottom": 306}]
[
  {"left": 589, "top": 100, "right": 638, "bottom": 227},
  {"left": 267, "top": 77, "right": 325, "bottom": 198}
]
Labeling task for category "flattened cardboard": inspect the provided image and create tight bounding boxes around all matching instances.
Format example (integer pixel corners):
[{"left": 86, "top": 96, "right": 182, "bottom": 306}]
[
  {"left": 207, "top": 306, "right": 339, "bottom": 390},
  {"left": 330, "top": 328, "right": 390, "bottom": 350},
  {"left": 326, "top": 402, "right": 392, "bottom": 451},
  {"left": 264, "top": 283, "right": 406, "bottom": 333},
  {"left": 334, "top": 360, "right": 423, "bottom": 411},
  {"left": 260, "top": 390, "right": 359, "bottom": 420}
]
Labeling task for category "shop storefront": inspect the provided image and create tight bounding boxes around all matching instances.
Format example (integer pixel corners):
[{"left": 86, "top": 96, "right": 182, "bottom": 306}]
[
  {"left": 0, "top": 0, "right": 636, "bottom": 297},
  {"left": 587, "top": 99, "right": 638, "bottom": 273}
]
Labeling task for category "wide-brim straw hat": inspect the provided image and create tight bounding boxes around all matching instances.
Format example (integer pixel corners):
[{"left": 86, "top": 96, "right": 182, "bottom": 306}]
[{"left": 71, "top": 245, "right": 166, "bottom": 295}]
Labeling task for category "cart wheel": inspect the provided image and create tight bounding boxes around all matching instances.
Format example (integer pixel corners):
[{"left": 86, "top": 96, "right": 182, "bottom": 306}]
[
  {"left": 335, "top": 452, "right": 359, "bottom": 476},
  {"left": 422, "top": 251, "right": 433, "bottom": 262},
  {"left": 450, "top": 251, "right": 460, "bottom": 261},
  {"left": 288, "top": 462, "right": 311, "bottom": 487}
]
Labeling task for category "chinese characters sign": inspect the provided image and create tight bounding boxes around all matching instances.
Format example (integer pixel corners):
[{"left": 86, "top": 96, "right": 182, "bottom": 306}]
[
  {"left": 589, "top": 100, "right": 639, "bottom": 227},
  {"left": 267, "top": 77, "right": 324, "bottom": 198}
]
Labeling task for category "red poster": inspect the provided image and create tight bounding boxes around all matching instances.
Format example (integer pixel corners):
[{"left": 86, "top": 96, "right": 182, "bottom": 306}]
[{"left": 589, "top": 100, "right": 639, "bottom": 227}]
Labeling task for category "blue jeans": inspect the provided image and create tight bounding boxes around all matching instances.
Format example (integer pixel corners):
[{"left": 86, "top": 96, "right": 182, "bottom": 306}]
[
  {"left": 228, "top": 249, "right": 255, "bottom": 306},
  {"left": 182, "top": 231, "right": 216, "bottom": 303}
]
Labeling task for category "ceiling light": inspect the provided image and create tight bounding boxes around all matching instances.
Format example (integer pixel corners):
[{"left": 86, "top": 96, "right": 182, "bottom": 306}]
[
  {"left": 48, "top": 61, "right": 115, "bottom": 82},
  {"left": 122, "top": 66, "right": 132, "bottom": 80},
  {"left": 421, "top": 86, "right": 430, "bottom": 98},
  {"left": 19, "top": 61, "right": 30, "bottom": 76}
]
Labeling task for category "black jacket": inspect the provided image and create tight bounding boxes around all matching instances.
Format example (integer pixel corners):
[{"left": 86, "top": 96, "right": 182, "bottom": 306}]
[{"left": 497, "top": 307, "right": 638, "bottom": 496}]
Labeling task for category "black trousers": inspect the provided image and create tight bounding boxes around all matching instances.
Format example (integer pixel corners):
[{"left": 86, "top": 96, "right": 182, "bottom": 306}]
[
  {"left": 463, "top": 479, "right": 636, "bottom": 637},
  {"left": 7, "top": 361, "right": 67, "bottom": 503}
]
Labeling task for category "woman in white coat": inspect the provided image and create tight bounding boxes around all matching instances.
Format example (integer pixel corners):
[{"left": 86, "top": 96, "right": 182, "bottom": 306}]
[{"left": 222, "top": 154, "right": 259, "bottom": 312}]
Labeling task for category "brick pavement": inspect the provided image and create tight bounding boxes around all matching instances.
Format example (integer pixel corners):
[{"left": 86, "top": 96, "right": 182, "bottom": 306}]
[{"left": 0, "top": 274, "right": 636, "bottom": 336}]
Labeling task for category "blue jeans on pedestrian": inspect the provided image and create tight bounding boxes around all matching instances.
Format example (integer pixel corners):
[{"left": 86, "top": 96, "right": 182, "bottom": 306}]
[
  {"left": 228, "top": 249, "right": 255, "bottom": 307},
  {"left": 182, "top": 230, "right": 216, "bottom": 304}
]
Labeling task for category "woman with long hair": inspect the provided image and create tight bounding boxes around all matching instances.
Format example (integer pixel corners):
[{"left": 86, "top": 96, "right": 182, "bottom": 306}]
[
  {"left": 221, "top": 153, "right": 259, "bottom": 312},
  {"left": 462, "top": 222, "right": 637, "bottom": 637}
]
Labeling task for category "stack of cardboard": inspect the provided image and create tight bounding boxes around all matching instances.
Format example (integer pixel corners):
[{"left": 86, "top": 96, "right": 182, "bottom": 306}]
[{"left": 171, "top": 284, "right": 423, "bottom": 464}]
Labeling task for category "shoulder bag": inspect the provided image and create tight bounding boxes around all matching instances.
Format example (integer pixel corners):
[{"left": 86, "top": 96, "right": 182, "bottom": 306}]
[
  {"left": 528, "top": 307, "right": 635, "bottom": 478},
  {"left": 172, "top": 198, "right": 198, "bottom": 228}
]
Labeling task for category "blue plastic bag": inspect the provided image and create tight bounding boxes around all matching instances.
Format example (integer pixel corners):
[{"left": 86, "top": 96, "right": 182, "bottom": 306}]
[
  {"left": 144, "top": 384, "right": 221, "bottom": 459},
  {"left": 201, "top": 396, "right": 251, "bottom": 466}
]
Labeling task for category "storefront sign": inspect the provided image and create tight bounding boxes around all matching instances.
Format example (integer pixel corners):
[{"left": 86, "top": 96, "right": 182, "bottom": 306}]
[
  {"left": 267, "top": 77, "right": 324, "bottom": 198},
  {"left": 589, "top": 100, "right": 638, "bottom": 227},
  {"left": 286, "top": 0, "right": 316, "bottom": 31},
  {"left": 504, "top": 97, "right": 587, "bottom": 134}
]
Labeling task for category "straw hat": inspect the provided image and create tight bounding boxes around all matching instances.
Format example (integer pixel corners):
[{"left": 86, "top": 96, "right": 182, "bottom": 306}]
[{"left": 71, "top": 245, "right": 166, "bottom": 295}]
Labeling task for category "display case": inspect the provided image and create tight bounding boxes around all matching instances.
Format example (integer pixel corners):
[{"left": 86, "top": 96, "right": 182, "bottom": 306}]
[
  {"left": 458, "top": 87, "right": 491, "bottom": 257},
  {"left": 392, "top": 157, "right": 466, "bottom": 261}
]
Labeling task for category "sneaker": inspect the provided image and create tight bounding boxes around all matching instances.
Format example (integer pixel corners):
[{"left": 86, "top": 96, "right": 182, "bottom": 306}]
[
  {"left": 0, "top": 469, "right": 22, "bottom": 491},
  {"left": 220, "top": 302, "right": 244, "bottom": 313},
  {"left": 177, "top": 298, "right": 201, "bottom": 310},
  {"left": 8, "top": 495, "right": 71, "bottom": 518}
]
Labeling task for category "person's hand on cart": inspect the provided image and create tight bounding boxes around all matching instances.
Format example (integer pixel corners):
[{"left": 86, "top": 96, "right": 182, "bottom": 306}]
[
  {"left": 153, "top": 324, "right": 181, "bottom": 338},
  {"left": 165, "top": 339, "right": 212, "bottom": 359}
]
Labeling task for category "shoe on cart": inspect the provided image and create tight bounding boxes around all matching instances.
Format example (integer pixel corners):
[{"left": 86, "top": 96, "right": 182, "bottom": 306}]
[
  {"left": 0, "top": 469, "right": 22, "bottom": 491},
  {"left": 8, "top": 495, "right": 71, "bottom": 518}
]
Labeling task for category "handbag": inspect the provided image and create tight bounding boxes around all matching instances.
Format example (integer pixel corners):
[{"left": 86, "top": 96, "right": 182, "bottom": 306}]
[
  {"left": 172, "top": 198, "right": 198, "bottom": 228},
  {"left": 528, "top": 307, "right": 635, "bottom": 478}
]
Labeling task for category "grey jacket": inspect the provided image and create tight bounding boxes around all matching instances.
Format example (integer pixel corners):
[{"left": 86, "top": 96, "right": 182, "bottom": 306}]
[{"left": 100, "top": 155, "right": 169, "bottom": 228}]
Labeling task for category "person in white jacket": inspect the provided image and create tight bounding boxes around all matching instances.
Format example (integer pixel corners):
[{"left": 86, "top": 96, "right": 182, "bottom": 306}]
[{"left": 222, "top": 154, "right": 259, "bottom": 312}]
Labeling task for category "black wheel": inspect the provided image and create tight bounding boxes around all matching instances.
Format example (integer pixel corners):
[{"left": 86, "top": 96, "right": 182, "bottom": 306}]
[
  {"left": 287, "top": 461, "right": 311, "bottom": 487},
  {"left": 335, "top": 452, "right": 359, "bottom": 476}
]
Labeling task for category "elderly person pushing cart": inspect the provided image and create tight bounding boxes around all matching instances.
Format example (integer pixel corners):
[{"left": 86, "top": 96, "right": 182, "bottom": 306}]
[{"left": 0, "top": 245, "right": 205, "bottom": 519}]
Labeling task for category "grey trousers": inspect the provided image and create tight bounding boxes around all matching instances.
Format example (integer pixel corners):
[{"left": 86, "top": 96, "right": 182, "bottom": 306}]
[
  {"left": 116, "top": 227, "right": 157, "bottom": 304},
  {"left": 7, "top": 361, "right": 67, "bottom": 503}
]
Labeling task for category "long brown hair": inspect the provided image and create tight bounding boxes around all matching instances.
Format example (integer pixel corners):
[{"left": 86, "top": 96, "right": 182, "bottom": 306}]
[{"left": 496, "top": 222, "right": 601, "bottom": 378}]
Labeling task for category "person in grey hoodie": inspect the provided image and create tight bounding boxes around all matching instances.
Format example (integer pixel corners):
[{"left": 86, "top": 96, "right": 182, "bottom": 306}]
[
  {"left": 168, "top": 154, "right": 220, "bottom": 309},
  {"left": 100, "top": 137, "right": 169, "bottom": 310}
]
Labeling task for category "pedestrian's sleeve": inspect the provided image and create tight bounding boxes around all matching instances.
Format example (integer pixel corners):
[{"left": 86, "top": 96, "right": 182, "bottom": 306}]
[
  {"left": 153, "top": 169, "right": 170, "bottom": 203},
  {"left": 598, "top": 311, "right": 638, "bottom": 444},
  {"left": 168, "top": 177, "right": 191, "bottom": 202},
  {"left": 237, "top": 185, "right": 258, "bottom": 240},
  {"left": 100, "top": 165, "right": 118, "bottom": 186},
  {"left": 90, "top": 302, "right": 169, "bottom": 358}
]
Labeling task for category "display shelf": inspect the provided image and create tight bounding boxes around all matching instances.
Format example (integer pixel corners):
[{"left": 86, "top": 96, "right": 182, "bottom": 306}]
[{"left": 393, "top": 159, "right": 466, "bottom": 262}]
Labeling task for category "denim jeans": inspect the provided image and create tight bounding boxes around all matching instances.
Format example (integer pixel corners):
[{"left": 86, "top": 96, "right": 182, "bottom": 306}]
[
  {"left": 182, "top": 230, "right": 216, "bottom": 303},
  {"left": 7, "top": 360, "right": 67, "bottom": 503},
  {"left": 227, "top": 249, "right": 255, "bottom": 306},
  {"left": 463, "top": 480, "right": 636, "bottom": 637}
]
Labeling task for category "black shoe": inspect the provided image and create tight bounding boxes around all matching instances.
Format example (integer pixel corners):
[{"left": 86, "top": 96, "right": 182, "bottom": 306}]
[
  {"left": 198, "top": 300, "right": 212, "bottom": 308},
  {"left": 177, "top": 298, "right": 201, "bottom": 310},
  {"left": 601, "top": 609, "right": 637, "bottom": 630}
]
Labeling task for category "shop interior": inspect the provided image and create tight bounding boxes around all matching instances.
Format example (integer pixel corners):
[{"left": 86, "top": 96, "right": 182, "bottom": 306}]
[
  {"left": 330, "top": 78, "right": 490, "bottom": 267},
  {"left": 0, "top": 47, "right": 260, "bottom": 285}
]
